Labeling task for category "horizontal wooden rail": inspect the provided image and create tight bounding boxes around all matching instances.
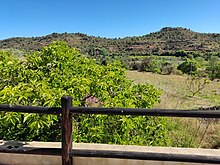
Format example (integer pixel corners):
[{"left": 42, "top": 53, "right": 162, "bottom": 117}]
[
  {"left": 1, "top": 104, "right": 219, "bottom": 118},
  {"left": 0, "top": 104, "right": 61, "bottom": 114},
  {"left": 0, "top": 97, "right": 220, "bottom": 165},
  {"left": 71, "top": 107, "right": 220, "bottom": 118}
]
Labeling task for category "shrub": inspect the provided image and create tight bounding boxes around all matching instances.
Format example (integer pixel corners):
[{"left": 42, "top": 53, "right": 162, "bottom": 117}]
[
  {"left": 177, "top": 59, "right": 198, "bottom": 75},
  {"left": 161, "top": 62, "right": 175, "bottom": 75},
  {"left": 138, "top": 57, "right": 162, "bottom": 73},
  {"left": 206, "top": 56, "right": 220, "bottom": 80}
]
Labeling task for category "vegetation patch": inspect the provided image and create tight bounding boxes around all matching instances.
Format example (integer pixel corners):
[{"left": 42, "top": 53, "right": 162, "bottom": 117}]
[
  {"left": 126, "top": 71, "right": 220, "bottom": 148},
  {"left": 0, "top": 42, "right": 167, "bottom": 146}
]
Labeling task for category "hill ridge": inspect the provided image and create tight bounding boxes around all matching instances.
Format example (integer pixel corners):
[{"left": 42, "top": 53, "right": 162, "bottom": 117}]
[{"left": 1, "top": 27, "right": 220, "bottom": 55}]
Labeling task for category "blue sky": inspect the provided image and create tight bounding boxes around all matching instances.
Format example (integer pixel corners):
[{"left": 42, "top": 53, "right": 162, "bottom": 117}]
[{"left": 1, "top": 0, "right": 220, "bottom": 39}]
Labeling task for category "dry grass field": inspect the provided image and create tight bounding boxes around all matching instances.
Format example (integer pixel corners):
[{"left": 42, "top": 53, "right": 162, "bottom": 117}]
[
  {"left": 126, "top": 71, "right": 220, "bottom": 148},
  {"left": 127, "top": 71, "right": 220, "bottom": 109}
]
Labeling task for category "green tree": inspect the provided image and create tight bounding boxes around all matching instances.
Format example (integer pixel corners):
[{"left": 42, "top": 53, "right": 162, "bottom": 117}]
[
  {"left": 177, "top": 59, "right": 198, "bottom": 75},
  {"left": 99, "top": 47, "right": 109, "bottom": 56},
  {"left": 0, "top": 42, "right": 168, "bottom": 145},
  {"left": 138, "top": 57, "right": 162, "bottom": 73},
  {"left": 206, "top": 56, "right": 220, "bottom": 80}
]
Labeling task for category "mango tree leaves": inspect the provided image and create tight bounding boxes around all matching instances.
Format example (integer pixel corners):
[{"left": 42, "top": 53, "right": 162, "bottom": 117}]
[{"left": 0, "top": 42, "right": 167, "bottom": 145}]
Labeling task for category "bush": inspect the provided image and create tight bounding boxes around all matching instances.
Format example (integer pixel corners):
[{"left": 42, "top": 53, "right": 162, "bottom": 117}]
[
  {"left": 138, "top": 57, "right": 162, "bottom": 73},
  {"left": 177, "top": 59, "right": 198, "bottom": 75},
  {"left": 161, "top": 62, "right": 175, "bottom": 75},
  {"left": 0, "top": 42, "right": 168, "bottom": 146},
  {"left": 206, "top": 56, "right": 220, "bottom": 80}
]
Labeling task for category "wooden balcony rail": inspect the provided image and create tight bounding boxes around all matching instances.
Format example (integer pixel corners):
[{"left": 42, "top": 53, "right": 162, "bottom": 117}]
[{"left": 0, "top": 96, "right": 220, "bottom": 165}]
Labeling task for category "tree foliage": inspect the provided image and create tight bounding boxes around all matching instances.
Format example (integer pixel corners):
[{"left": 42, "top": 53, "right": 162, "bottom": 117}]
[
  {"left": 177, "top": 59, "right": 198, "bottom": 75},
  {"left": 0, "top": 42, "right": 167, "bottom": 145},
  {"left": 206, "top": 56, "right": 220, "bottom": 80},
  {"left": 138, "top": 57, "right": 162, "bottom": 73}
]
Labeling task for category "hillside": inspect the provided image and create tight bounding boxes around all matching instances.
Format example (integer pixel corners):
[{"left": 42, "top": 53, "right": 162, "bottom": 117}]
[{"left": 1, "top": 27, "right": 220, "bottom": 56}]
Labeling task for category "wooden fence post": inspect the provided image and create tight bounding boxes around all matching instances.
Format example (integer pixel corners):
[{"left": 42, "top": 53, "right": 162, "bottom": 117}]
[{"left": 61, "top": 96, "right": 73, "bottom": 165}]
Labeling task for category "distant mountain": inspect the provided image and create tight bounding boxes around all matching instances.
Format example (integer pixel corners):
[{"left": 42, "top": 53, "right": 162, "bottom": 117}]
[{"left": 1, "top": 27, "right": 220, "bottom": 56}]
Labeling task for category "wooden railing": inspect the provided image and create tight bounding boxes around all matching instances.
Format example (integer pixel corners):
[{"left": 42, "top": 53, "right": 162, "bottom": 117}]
[{"left": 0, "top": 96, "right": 220, "bottom": 165}]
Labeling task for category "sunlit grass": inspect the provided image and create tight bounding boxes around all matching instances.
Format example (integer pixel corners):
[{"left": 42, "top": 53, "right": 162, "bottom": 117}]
[
  {"left": 126, "top": 71, "right": 220, "bottom": 148},
  {"left": 126, "top": 71, "right": 220, "bottom": 109}
]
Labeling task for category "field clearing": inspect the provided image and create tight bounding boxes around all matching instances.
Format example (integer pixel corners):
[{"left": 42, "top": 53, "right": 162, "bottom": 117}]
[
  {"left": 126, "top": 71, "right": 220, "bottom": 148},
  {"left": 126, "top": 71, "right": 220, "bottom": 109}
]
